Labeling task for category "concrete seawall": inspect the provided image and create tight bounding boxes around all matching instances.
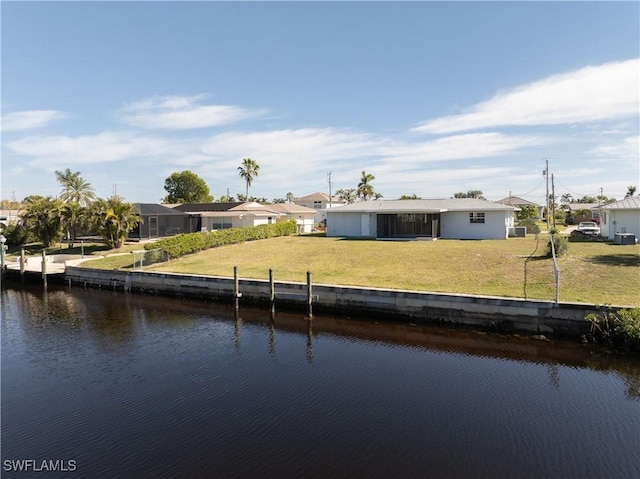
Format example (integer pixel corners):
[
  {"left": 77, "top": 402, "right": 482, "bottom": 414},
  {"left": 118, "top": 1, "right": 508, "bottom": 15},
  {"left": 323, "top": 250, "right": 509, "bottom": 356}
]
[{"left": 64, "top": 266, "right": 604, "bottom": 337}]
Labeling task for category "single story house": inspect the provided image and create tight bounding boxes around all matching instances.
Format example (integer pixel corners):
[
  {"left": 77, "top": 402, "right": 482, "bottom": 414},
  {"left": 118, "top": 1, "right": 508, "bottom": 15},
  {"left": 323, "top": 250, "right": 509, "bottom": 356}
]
[
  {"left": 0, "top": 209, "right": 22, "bottom": 228},
  {"left": 563, "top": 203, "right": 601, "bottom": 223},
  {"left": 496, "top": 195, "right": 543, "bottom": 218},
  {"left": 173, "top": 202, "right": 283, "bottom": 231},
  {"left": 130, "top": 203, "right": 193, "bottom": 240},
  {"left": 294, "top": 192, "right": 345, "bottom": 224},
  {"left": 325, "top": 199, "right": 517, "bottom": 240},
  {"left": 269, "top": 203, "right": 317, "bottom": 233},
  {"left": 596, "top": 196, "right": 640, "bottom": 242}
]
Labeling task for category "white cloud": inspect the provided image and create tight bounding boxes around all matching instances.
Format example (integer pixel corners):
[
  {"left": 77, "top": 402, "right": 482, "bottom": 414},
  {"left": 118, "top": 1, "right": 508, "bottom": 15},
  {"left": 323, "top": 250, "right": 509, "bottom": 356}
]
[
  {"left": 6, "top": 131, "right": 170, "bottom": 166},
  {"left": 1, "top": 110, "right": 67, "bottom": 132},
  {"left": 117, "top": 94, "right": 265, "bottom": 130},
  {"left": 588, "top": 135, "right": 640, "bottom": 160},
  {"left": 413, "top": 58, "right": 640, "bottom": 134}
]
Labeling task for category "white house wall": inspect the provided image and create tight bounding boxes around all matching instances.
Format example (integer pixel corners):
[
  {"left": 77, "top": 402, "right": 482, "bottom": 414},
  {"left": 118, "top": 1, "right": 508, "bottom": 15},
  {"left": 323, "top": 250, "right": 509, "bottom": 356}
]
[
  {"left": 441, "top": 211, "right": 509, "bottom": 240},
  {"left": 327, "top": 213, "right": 370, "bottom": 237},
  {"left": 601, "top": 210, "right": 640, "bottom": 239}
]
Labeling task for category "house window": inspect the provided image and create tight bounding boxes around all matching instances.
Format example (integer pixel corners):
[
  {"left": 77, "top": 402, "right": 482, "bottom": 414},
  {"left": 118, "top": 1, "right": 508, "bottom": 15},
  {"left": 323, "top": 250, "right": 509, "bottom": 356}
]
[
  {"left": 313, "top": 201, "right": 322, "bottom": 209},
  {"left": 469, "top": 212, "right": 485, "bottom": 224}
]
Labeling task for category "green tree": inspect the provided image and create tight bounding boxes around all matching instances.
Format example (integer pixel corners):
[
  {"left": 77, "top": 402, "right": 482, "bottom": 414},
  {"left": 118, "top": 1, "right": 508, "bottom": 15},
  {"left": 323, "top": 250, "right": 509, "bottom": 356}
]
[
  {"left": 399, "top": 194, "right": 421, "bottom": 200},
  {"left": 89, "top": 196, "right": 140, "bottom": 249},
  {"left": 55, "top": 168, "right": 97, "bottom": 206},
  {"left": 163, "top": 170, "right": 213, "bottom": 203},
  {"left": 625, "top": 186, "right": 637, "bottom": 198},
  {"left": 453, "top": 190, "right": 485, "bottom": 199},
  {"left": 237, "top": 158, "right": 260, "bottom": 199},
  {"left": 61, "top": 201, "right": 88, "bottom": 248},
  {"left": 357, "top": 171, "right": 376, "bottom": 201},
  {"left": 336, "top": 188, "right": 356, "bottom": 204},
  {"left": 286, "top": 192, "right": 295, "bottom": 204},
  {"left": 20, "top": 196, "right": 65, "bottom": 247}
]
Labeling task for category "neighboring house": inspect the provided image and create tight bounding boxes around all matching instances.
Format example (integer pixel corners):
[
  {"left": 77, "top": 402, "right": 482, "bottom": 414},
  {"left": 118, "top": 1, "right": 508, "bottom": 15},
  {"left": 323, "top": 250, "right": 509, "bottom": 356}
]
[
  {"left": 563, "top": 203, "right": 600, "bottom": 223},
  {"left": 596, "top": 196, "right": 640, "bottom": 241},
  {"left": 325, "top": 199, "right": 517, "bottom": 240},
  {"left": 173, "top": 202, "right": 282, "bottom": 231},
  {"left": 294, "top": 192, "right": 344, "bottom": 224},
  {"left": 269, "top": 203, "right": 317, "bottom": 233},
  {"left": 130, "top": 203, "right": 193, "bottom": 240},
  {"left": 0, "top": 209, "right": 22, "bottom": 228},
  {"left": 496, "top": 196, "right": 542, "bottom": 218}
]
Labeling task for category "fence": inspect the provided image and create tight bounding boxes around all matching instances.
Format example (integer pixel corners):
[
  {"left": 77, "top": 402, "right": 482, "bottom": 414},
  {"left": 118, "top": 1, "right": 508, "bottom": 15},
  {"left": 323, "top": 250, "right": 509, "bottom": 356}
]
[{"left": 524, "top": 235, "right": 560, "bottom": 303}]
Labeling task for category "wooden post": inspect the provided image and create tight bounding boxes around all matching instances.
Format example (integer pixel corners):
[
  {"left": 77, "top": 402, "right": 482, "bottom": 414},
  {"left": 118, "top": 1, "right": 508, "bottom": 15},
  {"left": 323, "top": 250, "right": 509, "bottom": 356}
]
[
  {"left": 306, "top": 270, "right": 313, "bottom": 318},
  {"left": 269, "top": 268, "right": 275, "bottom": 314},
  {"left": 234, "top": 265, "right": 240, "bottom": 309},
  {"left": 20, "top": 248, "right": 25, "bottom": 276},
  {"left": 41, "top": 250, "right": 47, "bottom": 289}
]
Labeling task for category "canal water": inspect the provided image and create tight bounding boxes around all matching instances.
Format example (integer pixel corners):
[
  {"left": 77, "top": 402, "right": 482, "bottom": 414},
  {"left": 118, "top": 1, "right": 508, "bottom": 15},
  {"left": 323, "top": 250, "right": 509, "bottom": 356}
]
[{"left": 2, "top": 283, "right": 639, "bottom": 478}]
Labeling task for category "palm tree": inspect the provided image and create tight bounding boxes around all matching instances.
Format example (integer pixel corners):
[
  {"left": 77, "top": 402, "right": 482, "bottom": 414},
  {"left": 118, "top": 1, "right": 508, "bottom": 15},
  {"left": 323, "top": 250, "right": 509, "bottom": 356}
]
[
  {"left": 89, "top": 196, "right": 140, "bottom": 249},
  {"left": 237, "top": 158, "right": 260, "bottom": 200},
  {"left": 55, "top": 168, "right": 97, "bottom": 206},
  {"left": 336, "top": 188, "right": 356, "bottom": 204},
  {"left": 626, "top": 186, "right": 637, "bottom": 198},
  {"left": 357, "top": 171, "right": 376, "bottom": 201},
  {"left": 20, "top": 196, "right": 65, "bottom": 247}
]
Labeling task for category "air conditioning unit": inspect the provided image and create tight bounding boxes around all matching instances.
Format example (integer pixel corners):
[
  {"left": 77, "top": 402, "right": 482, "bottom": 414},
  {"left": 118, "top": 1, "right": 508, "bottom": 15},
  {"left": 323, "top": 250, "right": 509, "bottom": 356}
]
[{"left": 614, "top": 233, "right": 636, "bottom": 245}]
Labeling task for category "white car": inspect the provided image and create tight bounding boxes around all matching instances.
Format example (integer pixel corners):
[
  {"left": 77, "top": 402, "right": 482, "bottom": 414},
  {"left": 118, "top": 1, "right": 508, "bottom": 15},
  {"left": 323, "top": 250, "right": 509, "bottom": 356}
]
[{"left": 576, "top": 221, "right": 600, "bottom": 235}]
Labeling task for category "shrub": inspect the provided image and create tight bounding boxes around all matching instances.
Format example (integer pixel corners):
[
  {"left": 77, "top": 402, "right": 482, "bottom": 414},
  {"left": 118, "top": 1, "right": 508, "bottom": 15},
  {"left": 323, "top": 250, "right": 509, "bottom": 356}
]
[
  {"left": 585, "top": 308, "right": 640, "bottom": 352},
  {"left": 546, "top": 234, "right": 568, "bottom": 257},
  {"left": 145, "top": 221, "right": 297, "bottom": 259},
  {"left": 515, "top": 218, "right": 540, "bottom": 234},
  {"left": 2, "top": 223, "right": 31, "bottom": 248}
]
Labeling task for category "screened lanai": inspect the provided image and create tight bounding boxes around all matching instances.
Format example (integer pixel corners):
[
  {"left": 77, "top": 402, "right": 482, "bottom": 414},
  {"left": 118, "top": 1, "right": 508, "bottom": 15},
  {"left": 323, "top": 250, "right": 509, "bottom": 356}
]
[{"left": 376, "top": 213, "right": 441, "bottom": 239}]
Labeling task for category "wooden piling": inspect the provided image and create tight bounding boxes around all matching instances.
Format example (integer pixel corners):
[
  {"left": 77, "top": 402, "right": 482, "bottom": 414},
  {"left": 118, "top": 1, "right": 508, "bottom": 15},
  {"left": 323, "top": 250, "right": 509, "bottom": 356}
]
[
  {"left": 234, "top": 265, "right": 240, "bottom": 309},
  {"left": 20, "top": 248, "right": 25, "bottom": 276},
  {"left": 306, "top": 271, "right": 313, "bottom": 318},
  {"left": 269, "top": 268, "right": 275, "bottom": 314},
  {"left": 41, "top": 250, "right": 47, "bottom": 289}
]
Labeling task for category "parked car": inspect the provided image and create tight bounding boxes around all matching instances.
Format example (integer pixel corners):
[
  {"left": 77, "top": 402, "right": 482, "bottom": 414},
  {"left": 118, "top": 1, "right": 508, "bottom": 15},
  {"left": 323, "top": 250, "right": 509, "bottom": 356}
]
[{"left": 576, "top": 221, "right": 600, "bottom": 235}]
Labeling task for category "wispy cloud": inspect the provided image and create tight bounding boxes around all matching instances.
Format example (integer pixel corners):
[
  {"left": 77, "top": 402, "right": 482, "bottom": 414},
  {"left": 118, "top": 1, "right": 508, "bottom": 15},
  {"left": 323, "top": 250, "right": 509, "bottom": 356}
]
[
  {"left": 413, "top": 58, "right": 640, "bottom": 134},
  {"left": 6, "top": 132, "right": 170, "bottom": 166},
  {"left": 588, "top": 135, "right": 640, "bottom": 161},
  {"left": 1, "top": 110, "right": 67, "bottom": 132},
  {"left": 117, "top": 94, "right": 265, "bottom": 130}
]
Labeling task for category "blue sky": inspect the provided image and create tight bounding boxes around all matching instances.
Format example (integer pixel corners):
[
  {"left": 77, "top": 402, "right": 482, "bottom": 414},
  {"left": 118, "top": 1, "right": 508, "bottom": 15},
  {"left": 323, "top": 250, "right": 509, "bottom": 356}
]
[{"left": 2, "top": 1, "right": 639, "bottom": 205}]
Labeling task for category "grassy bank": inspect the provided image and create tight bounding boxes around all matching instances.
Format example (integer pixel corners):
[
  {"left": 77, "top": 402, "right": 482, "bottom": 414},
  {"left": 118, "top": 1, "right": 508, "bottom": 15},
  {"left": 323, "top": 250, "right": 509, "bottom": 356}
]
[{"left": 80, "top": 234, "right": 640, "bottom": 306}]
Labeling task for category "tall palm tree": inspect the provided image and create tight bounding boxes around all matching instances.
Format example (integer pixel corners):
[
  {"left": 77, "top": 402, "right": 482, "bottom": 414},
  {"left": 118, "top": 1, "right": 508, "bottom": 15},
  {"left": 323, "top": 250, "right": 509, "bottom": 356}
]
[
  {"left": 55, "top": 168, "right": 97, "bottom": 206},
  {"left": 626, "top": 186, "right": 637, "bottom": 198},
  {"left": 237, "top": 158, "right": 260, "bottom": 200},
  {"left": 357, "top": 171, "right": 376, "bottom": 201}
]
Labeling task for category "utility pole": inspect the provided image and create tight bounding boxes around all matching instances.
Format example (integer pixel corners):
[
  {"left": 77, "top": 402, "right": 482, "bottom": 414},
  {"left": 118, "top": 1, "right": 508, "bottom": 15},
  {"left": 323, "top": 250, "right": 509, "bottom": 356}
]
[
  {"left": 543, "top": 159, "right": 549, "bottom": 230},
  {"left": 551, "top": 173, "right": 556, "bottom": 229},
  {"left": 327, "top": 171, "right": 333, "bottom": 208}
]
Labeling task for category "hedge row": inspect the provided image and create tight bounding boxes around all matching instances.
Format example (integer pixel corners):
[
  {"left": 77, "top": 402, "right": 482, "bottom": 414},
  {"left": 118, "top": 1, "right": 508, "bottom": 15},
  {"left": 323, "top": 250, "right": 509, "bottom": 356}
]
[{"left": 144, "top": 221, "right": 297, "bottom": 259}]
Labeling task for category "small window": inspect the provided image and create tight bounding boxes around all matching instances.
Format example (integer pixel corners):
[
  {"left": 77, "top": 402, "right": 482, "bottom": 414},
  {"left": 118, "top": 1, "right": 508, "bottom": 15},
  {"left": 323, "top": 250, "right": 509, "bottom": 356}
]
[
  {"left": 469, "top": 212, "right": 485, "bottom": 224},
  {"left": 313, "top": 201, "right": 322, "bottom": 209}
]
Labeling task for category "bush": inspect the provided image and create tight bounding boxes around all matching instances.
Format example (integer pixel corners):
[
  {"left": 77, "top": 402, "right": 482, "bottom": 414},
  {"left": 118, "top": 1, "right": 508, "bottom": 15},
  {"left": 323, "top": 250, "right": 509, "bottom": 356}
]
[
  {"left": 145, "top": 221, "right": 297, "bottom": 259},
  {"left": 515, "top": 218, "right": 540, "bottom": 234},
  {"left": 546, "top": 234, "right": 568, "bottom": 257},
  {"left": 585, "top": 308, "right": 640, "bottom": 352},
  {"left": 2, "top": 223, "right": 30, "bottom": 248}
]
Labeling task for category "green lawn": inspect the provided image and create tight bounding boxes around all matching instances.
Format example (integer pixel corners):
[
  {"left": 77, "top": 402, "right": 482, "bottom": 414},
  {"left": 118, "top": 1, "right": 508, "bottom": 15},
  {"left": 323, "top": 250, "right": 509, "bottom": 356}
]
[{"left": 80, "top": 234, "right": 640, "bottom": 306}]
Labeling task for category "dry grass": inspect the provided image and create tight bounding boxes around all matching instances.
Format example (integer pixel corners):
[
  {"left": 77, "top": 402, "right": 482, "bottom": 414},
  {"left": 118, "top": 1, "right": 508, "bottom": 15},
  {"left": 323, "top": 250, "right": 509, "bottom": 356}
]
[{"left": 110, "top": 234, "right": 640, "bottom": 306}]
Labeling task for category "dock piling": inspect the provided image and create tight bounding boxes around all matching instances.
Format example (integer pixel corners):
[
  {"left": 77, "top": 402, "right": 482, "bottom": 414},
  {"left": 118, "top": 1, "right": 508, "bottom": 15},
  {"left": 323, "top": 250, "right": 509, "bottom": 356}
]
[{"left": 307, "top": 271, "right": 313, "bottom": 318}]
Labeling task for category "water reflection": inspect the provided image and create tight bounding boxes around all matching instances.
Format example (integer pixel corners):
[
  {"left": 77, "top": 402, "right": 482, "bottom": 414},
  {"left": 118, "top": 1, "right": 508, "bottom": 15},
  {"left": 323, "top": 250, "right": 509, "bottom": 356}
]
[{"left": 2, "top": 282, "right": 640, "bottom": 479}]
